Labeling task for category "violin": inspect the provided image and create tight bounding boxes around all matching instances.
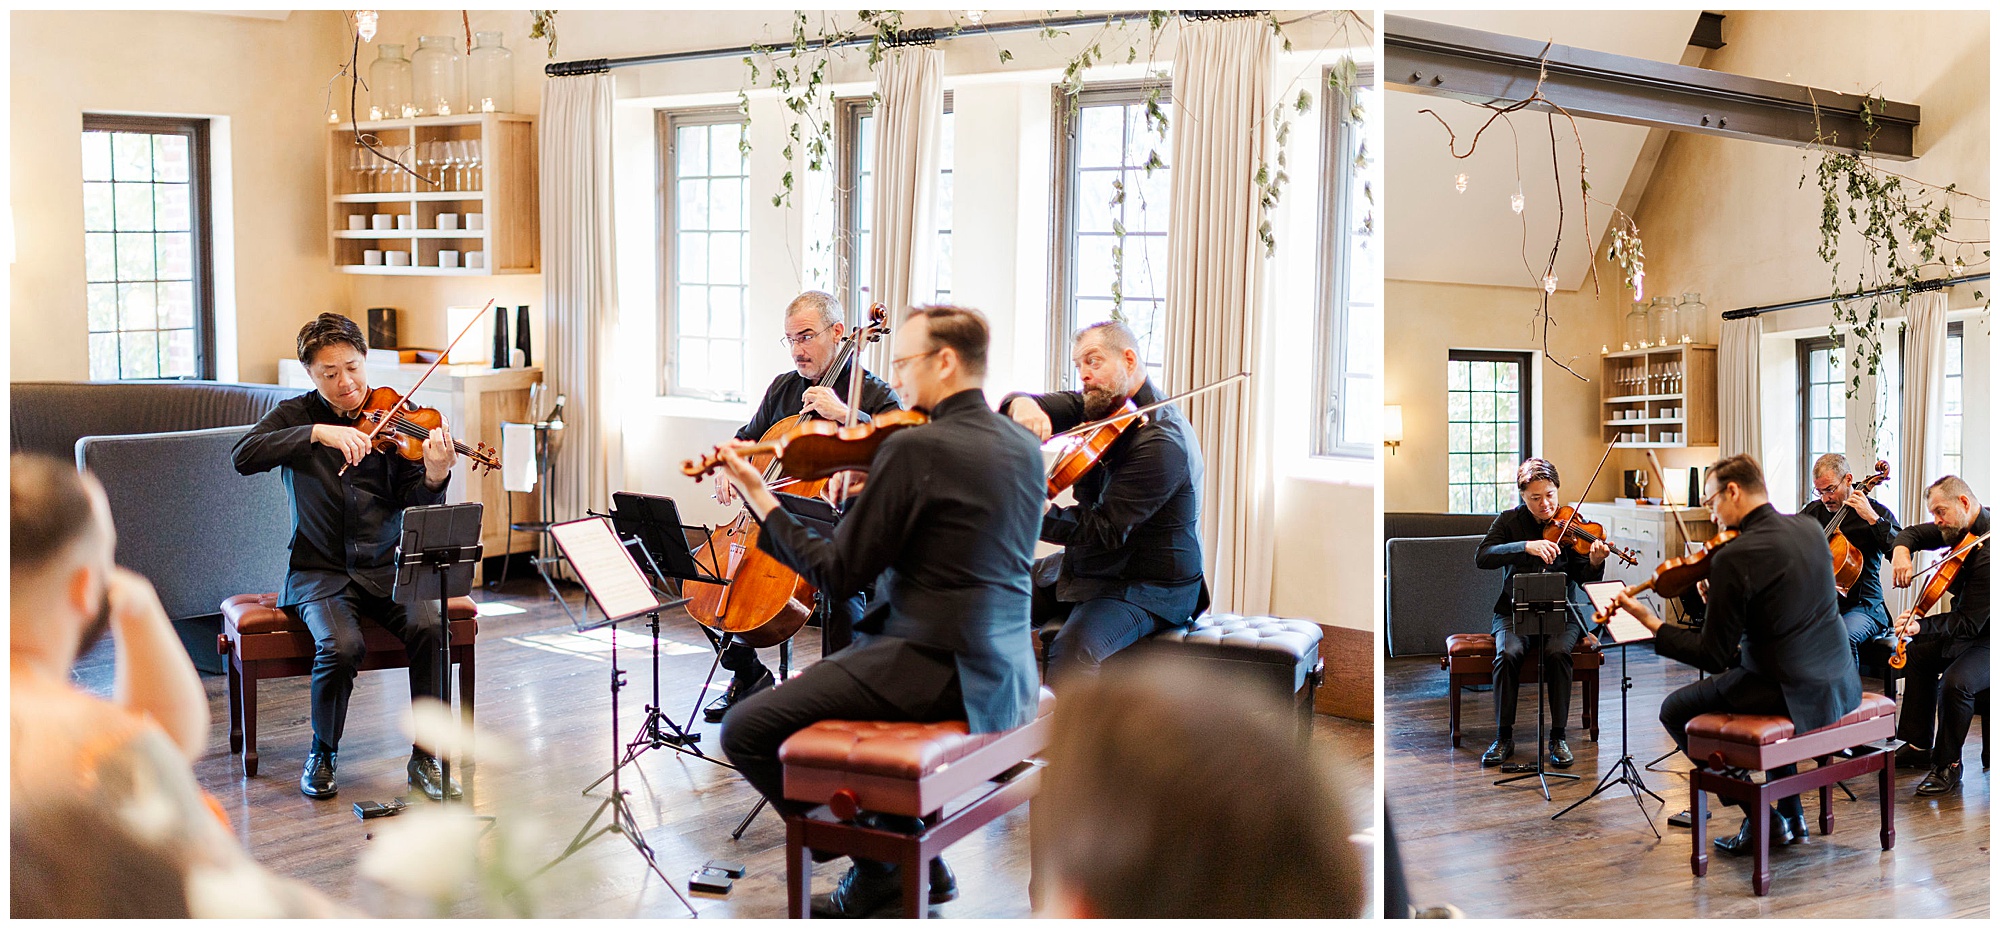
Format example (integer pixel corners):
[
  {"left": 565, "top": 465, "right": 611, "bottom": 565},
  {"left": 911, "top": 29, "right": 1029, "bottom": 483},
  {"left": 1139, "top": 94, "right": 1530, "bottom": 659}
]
[
  {"left": 1036, "top": 372, "right": 1252, "bottom": 500},
  {"left": 352, "top": 386, "right": 500, "bottom": 473},
  {"left": 1594, "top": 530, "right": 1740, "bottom": 623},
  {"left": 1544, "top": 504, "right": 1640, "bottom": 566},
  {"left": 682, "top": 409, "right": 931, "bottom": 484},
  {"left": 1825, "top": 460, "right": 1891, "bottom": 597},
  {"left": 1889, "top": 529, "right": 1991, "bottom": 670}
]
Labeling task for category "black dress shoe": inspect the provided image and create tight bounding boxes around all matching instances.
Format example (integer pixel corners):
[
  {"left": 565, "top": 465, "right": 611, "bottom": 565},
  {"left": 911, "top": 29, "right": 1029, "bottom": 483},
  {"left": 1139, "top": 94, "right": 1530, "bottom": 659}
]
[
  {"left": 1481, "top": 738, "right": 1514, "bottom": 767},
  {"left": 704, "top": 667, "right": 775, "bottom": 723},
  {"left": 1548, "top": 739, "right": 1575, "bottom": 768},
  {"left": 300, "top": 751, "right": 338, "bottom": 799},
  {"left": 1777, "top": 809, "right": 1810, "bottom": 845},
  {"left": 1916, "top": 762, "right": 1963, "bottom": 797},
  {"left": 1714, "top": 809, "right": 1791, "bottom": 856},
  {"left": 1895, "top": 745, "right": 1935, "bottom": 770},
  {"left": 408, "top": 750, "right": 464, "bottom": 801},
  {"left": 928, "top": 857, "right": 958, "bottom": 905},
  {"left": 811, "top": 861, "right": 904, "bottom": 918}
]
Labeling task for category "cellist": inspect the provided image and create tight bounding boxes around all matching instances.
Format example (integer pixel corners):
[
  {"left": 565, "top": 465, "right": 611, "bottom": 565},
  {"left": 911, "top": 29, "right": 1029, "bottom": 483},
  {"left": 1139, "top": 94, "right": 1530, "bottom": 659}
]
[
  {"left": 703, "top": 291, "right": 902, "bottom": 723},
  {"left": 1888, "top": 475, "right": 1990, "bottom": 797},
  {"left": 1800, "top": 453, "right": 1900, "bottom": 665}
]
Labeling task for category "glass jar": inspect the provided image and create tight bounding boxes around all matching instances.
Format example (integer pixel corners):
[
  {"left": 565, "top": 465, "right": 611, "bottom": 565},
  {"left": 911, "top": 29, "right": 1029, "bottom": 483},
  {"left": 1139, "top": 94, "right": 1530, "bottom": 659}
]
[
  {"left": 1648, "top": 296, "right": 1675, "bottom": 348},
  {"left": 369, "top": 43, "right": 413, "bottom": 120},
  {"left": 1678, "top": 291, "right": 1708, "bottom": 344},
  {"left": 1623, "top": 302, "right": 1647, "bottom": 351},
  {"left": 411, "top": 35, "right": 465, "bottom": 117},
  {"left": 467, "top": 31, "right": 514, "bottom": 114}
]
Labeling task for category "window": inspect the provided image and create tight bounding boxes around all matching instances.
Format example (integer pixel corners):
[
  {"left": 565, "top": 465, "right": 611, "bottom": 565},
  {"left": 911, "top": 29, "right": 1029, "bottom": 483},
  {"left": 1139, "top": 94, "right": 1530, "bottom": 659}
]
[
  {"left": 1314, "top": 68, "right": 1377, "bottom": 457},
  {"left": 1447, "top": 351, "right": 1532, "bottom": 513},
  {"left": 659, "top": 109, "right": 750, "bottom": 400},
  {"left": 82, "top": 115, "right": 214, "bottom": 380},
  {"left": 1051, "top": 82, "right": 1171, "bottom": 388},
  {"left": 1798, "top": 336, "right": 1845, "bottom": 500},
  {"left": 837, "top": 97, "right": 955, "bottom": 316},
  {"left": 1944, "top": 321, "right": 1965, "bottom": 476}
]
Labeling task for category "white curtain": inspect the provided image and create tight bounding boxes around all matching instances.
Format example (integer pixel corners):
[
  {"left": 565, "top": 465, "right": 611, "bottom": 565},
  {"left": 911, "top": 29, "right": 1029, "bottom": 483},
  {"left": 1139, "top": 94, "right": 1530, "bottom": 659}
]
[
  {"left": 1718, "top": 315, "right": 1763, "bottom": 461},
  {"left": 866, "top": 45, "right": 943, "bottom": 368},
  {"left": 1164, "top": 17, "right": 1274, "bottom": 615},
  {"left": 539, "top": 74, "right": 620, "bottom": 528},
  {"left": 1890, "top": 290, "right": 1951, "bottom": 617}
]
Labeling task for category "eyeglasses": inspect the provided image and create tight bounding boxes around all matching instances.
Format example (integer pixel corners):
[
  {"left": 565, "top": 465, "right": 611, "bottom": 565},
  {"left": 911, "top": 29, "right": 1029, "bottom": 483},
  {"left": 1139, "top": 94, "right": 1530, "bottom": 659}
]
[
  {"left": 1700, "top": 489, "right": 1722, "bottom": 509},
  {"left": 890, "top": 350, "right": 940, "bottom": 373},
  {"left": 778, "top": 326, "right": 829, "bottom": 349}
]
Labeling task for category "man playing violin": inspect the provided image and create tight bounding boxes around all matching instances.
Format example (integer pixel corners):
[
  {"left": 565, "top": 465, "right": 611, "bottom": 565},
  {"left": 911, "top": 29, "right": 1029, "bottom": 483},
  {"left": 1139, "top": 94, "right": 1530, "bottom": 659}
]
[
  {"left": 1887, "top": 475, "right": 1989, "bottom": 796},
  {"left": 1473, "top": 458, "right": 1608, "bottom": 770},
  {"left": 1000, "top": 320, "right": 1206, "bottom": 682},
  {"left": 1611, "top": 455, "right": 1858, "bottom": 854},
  {"left": 714, "top": 305, "right": 1043, "bottom": 917},
  {"left": 231, "top": 313, "right": 460, "bottom": 801},
  {"left": 1801, "top": 453, "right": 1900, "bottom": 665},
  {"left": 705, "top": 291, "right": 902, "bottom": 723}
]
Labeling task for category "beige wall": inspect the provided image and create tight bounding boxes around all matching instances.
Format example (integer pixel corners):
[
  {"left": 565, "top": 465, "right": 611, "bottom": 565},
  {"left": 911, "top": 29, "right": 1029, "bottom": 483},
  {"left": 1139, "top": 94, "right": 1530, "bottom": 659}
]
[
  {"left": 10, "top": 10, "right": 352, "bottom": 383},
  {"left": 1384, "top": 279, "right": 1623, "bottom": 512}
]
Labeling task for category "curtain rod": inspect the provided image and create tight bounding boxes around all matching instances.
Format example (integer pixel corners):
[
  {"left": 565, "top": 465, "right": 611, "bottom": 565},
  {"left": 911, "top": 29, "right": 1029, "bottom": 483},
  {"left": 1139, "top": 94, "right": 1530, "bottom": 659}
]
[
  {"left": 544, "top": 11, "right": 1178, "bottom": 77},
  {"left": 1719, "top": 273, "right": 1990, "bottom": 321}
]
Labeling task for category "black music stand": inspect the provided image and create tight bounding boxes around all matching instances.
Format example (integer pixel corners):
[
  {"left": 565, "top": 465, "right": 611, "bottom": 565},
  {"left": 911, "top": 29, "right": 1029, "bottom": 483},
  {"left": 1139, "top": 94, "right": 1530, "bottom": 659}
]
[
  {"left": 392, "top": 503, "right": 484, "bottom": 807},
  {"left": 1494, "top": 572, "right": 1582, "bottom": 800},
  {"left": 1553, "top": 582, "right": 1665, "bottom": 835},
  {"left": 532, "top": 516, "right": 696, "bottom": 916}
]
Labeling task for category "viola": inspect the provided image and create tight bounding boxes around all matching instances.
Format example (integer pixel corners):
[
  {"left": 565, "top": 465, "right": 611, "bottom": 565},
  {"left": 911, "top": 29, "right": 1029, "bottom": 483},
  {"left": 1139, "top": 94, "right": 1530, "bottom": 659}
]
[
  {"left": 1889, "top": 529, "right": 1991, "bottom": 670},
  {"left": 351, "top": 386, "right": 500, "bottom": 473},
  {"left": 1544, "top": 504, "right": 1640, "bottom": 566},
  {"left": 1825, "top": 460, "right": 1891, "bottom": 597},
  {"left": 1594, "top": 530, "right": 1740, "bottom": 623}
]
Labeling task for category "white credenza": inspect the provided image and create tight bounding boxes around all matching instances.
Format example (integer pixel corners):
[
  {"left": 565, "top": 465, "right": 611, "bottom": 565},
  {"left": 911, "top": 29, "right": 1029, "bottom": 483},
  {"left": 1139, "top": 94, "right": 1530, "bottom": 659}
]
[
  {"left": 280, "top": 360, "right": 543, "bottom": 572},
  {"left": 1577, "top": 502, "right": 1719, "bottom": 612}
]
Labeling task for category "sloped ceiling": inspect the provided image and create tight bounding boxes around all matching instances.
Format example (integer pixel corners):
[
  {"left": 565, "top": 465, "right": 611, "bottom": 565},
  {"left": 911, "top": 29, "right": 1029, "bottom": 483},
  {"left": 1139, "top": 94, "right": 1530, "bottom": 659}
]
[{"left": 1386, "top": 10, "right": 1703, "bottom": 290}]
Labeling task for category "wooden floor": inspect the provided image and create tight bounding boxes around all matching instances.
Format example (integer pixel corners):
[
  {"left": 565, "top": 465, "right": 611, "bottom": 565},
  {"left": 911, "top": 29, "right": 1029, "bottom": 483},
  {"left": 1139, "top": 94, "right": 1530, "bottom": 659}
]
[
  {"left": 1385, "top": 649, "right": 1990, "bottom": 918},
  {"left": 78, "top": 577, "right": 1375, "bottom": 918}
]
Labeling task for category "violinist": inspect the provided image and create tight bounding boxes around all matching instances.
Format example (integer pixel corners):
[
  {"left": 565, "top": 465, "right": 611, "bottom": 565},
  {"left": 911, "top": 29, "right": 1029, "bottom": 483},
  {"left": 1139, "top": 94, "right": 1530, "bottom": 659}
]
[
  {"left": 703, "top": 291, "right": 902, "bottom": 724},
  {"left": 1801, "top": 453, "right": 1900, "bottom": 663},
  {"left": 231, "top": 313, "right": 460, "bottom": 802},
  {"left": 1887, "top": 475, "right": 1989, "bottom": 796},
  {"left": 1473, "top": 458, "right": 1607, "bottom": 770},
  {"left": 714, "top": 306, "right": 1044, "bottom": 916},
  {"left": 1609, "top": 455, "right": 1858, "bottom": 855},
  {"left": 1001, "top": 321, "right": 1206, "bottom": 681}
]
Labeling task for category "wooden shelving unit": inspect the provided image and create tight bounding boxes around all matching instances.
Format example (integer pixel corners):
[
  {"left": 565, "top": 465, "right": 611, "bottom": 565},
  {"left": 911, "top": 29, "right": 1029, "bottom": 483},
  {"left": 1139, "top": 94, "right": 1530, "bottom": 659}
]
[
  {"left": 1600, "top": 343, "right": 1718, "bottom": 448},
  {"left": 325, "top": 113, "right": 538, "bottom": 275}
]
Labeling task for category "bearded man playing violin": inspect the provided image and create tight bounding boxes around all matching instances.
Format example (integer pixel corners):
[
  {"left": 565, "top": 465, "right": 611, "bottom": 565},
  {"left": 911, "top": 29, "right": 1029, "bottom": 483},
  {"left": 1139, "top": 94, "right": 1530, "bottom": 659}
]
[
  {"left": 704, "top": 290, "right": 902, "bottom": 723},
  {"left": 232, "top": 312, "right": 460, "bottom": 802},
  {"left": 1000, "top": 320, "right": 1206, "bottom": 683},
  {"left": 1473, "top": 458, "right": 1609, "bottom": 770},
  {"left": 1610, "top": 454, "right": 1858, "bottom": 855},
  {"left": 1886, "top": 475, "right": 1989, "bottom": 796}
]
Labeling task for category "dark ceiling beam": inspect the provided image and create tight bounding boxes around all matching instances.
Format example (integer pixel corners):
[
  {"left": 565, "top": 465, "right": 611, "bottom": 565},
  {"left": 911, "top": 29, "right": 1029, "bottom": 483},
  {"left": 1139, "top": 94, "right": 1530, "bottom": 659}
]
[{"left": 1384, "top": 14, "right": 1919, "bottom": 160}]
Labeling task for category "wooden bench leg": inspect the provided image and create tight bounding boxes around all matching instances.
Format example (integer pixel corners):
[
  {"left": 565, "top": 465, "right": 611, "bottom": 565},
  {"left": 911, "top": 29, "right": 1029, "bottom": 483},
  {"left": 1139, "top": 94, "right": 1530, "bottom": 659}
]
[
  {"left": 226, "top": 651, "right": 244, "bottom": 755},
  {"left": 1449, "top": 679, "right": 1463, "bottom": 748},
  {"left": 1879, "top": 759, "right": 1896, "bottom": 850},
  {"left": 241, "top": 671, "right": 260, "bottom": 777},
  {"left": 1819, "top": 777, "right": 1835, "bottom": 835},
  {"left": 902, "top": 843, "right": 929, "bottom": 919},
  {"left": 1690, "top": 783, "right": 1709, "bottom": 877},
  {"left": 789, "top": 819, "right": 813, "bottom": 919},
  {"left": 1751, "top": 802, "right": 1772, "bottom": 897}
]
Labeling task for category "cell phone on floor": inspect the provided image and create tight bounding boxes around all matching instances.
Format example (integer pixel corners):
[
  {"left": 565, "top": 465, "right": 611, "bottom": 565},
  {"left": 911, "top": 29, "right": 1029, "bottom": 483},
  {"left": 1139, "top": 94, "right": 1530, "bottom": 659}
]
[
  {"left": 354, "top": 799, "right": 408, "bottom": 820},
  {"left": 689, "top": 870, "right": 734, "bottom": 894}
]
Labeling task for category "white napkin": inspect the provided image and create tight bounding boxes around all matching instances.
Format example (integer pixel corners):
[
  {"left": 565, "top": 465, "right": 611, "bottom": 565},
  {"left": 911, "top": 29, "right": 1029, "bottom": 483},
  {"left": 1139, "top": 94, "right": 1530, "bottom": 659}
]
[{"left": 502, "top": 423, "right": 539, "bottom": 492}]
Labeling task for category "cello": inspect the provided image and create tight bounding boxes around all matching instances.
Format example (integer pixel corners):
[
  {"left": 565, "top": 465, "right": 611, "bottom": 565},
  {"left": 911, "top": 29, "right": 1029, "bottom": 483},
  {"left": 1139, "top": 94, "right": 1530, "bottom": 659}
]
[
  {"left": 1888, "top": 529, "right": 1991, "bottom": 670},
  {"left": 681, "top": 305, "right": 889, "bottom": 649},
  {"left": 1824, "top": 460, "right": 1891, "bottom": 597}
]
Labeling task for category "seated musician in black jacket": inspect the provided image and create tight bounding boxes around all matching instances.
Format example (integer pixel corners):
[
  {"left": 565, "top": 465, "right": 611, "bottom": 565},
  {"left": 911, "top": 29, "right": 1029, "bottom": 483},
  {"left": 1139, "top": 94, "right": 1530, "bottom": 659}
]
[
  {"left": 1473, "top": 458, "right": 1608, "bottom": 770},
  {"left": 1613, "top": 454, "right": 1860, "bottom": 854},
  {"left": 704, "top": 291, "right": 902, "bottom": 722},
  {"left": 715, "top": 306, "right": 1044, "bottom": 918},
  {"left": 1001, "top": 321, "right": 1206, "bottom": 681},
  {"left": 1888, "top": 475, "right": 1989, "bottom": 796},
  {"left": 1800, "top": 453, "right": 1899, "bottom": 663}
]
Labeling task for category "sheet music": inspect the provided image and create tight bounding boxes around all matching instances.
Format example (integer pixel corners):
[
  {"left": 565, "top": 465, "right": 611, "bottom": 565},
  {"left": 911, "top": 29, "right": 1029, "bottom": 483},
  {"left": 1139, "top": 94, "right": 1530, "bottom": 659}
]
[
  {"left": 1584, "top": 581, "right": 1657, "bottom": 645},
  {"left": 550, "top": 518, "right": 661, "bottom": 621}
]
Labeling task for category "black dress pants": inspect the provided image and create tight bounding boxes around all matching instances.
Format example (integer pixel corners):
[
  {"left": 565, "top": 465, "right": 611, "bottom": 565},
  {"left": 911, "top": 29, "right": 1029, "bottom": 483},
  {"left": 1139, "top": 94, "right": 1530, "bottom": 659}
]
[
  {"left": 718, "top": 592, "right": 865, "bottom": 680},
  {"left": 1491, "top": 612, "right": 1582, "bottom": 740},
  {"left": 294, "top": 582, "right": 444, "bottom": 754},
  {"left": 1894, "top": 624, "right": 1990, "bottom": 767},
  {"left": 1659, "top": 666, "right": 1803, "bottom": 818}
]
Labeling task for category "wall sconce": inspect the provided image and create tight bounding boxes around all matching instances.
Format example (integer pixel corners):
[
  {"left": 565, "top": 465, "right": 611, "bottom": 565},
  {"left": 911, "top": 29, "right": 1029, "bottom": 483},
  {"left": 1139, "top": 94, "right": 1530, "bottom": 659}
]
[{"left": 1383, "top": 405, "right": 1403, "bottom": 456}]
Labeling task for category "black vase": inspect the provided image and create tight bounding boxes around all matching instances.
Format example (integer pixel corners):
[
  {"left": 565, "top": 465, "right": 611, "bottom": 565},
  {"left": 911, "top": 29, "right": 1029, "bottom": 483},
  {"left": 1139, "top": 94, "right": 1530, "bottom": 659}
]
[
  {"left": 491, "top": 305, "right": 510, "bottom": 368},
  {"left": 515, "top": 305, "right": 533, "bottom": 367}
]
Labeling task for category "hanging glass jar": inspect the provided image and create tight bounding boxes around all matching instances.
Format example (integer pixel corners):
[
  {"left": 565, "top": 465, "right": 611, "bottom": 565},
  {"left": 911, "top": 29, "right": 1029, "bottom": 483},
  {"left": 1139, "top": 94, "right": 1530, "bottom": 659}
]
[
  {"left": 1623, "top": 301, "right": 1647, "bottom": 351},
  {"left": 467, "top": 31, "right": 514, "bottom": 114},
  {"left": 369, "top": 43, "right": 413, "bottom": 120},
  {"left": 1648, "top": 296, "right": 1675, "bottom": 348},
  {"left": 1678, "top": 291, "right": 1708, "bottom": 344},
  {"left": 411, "top": 35, "right": 465, "bottom": 117}
]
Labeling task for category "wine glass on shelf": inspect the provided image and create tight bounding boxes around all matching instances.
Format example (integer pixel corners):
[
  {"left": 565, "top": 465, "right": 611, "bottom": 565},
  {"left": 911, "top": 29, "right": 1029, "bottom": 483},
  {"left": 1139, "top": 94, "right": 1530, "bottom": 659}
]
[
  {"left": 1634, "top": 468, "right": 1650, "bottom": 503},
  {"left": 418, "top": 141, "right": 442, "bottom": 190},
  {"left": 463, "top": 139, "right": 483, "bottom": 192}
]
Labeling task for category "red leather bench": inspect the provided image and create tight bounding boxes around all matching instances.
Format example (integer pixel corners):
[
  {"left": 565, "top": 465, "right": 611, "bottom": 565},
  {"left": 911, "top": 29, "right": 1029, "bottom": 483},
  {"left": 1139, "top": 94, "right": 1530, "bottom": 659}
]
[
  {"left": 777, "top": 687, "right": 1056, "bottom": 918},
  {"left": 217, "top": 593, "right": 478, "bottom": 777},
  {"left": 1440, "top": 632, "right": 1602, "bottom": 747},
  {"left": 1685, "top": 691, "right": 1898, "bottom": 896}
]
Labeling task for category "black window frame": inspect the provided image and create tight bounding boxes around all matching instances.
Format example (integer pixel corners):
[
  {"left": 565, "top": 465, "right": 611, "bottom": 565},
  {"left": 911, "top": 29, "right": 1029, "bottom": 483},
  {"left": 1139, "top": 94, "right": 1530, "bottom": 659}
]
[
  {"left": 1446, "top": 349, "right": 1534, "bottom": 514},
  {"left": 81, "top": 113, "right": 216, "bottom": 380},
  {"left": 1797, "top": 335, "right": 1845, "bottom": 503}
]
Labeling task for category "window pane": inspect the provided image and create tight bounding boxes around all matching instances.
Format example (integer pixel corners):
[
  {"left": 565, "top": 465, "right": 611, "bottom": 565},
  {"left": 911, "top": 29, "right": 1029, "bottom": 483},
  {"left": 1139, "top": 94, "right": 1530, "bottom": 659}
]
[
  {"left": 1076, "top": 234, "right": 1118, "bottom": 299},
  {"left": 677, "top": 179, "right": 709, "bottom": 230},
  {"left": 709, "top": 123, "right": 742, "bottom": 177},
  {"left": 664, "top": 115, "right": 750, "bottom": 398},
  {"left": 154, "top": 184, "right": 190, "bottom": 232},
  {"left": 1076, "top": 169, "right": 1119, "bottom": 233},
  {"left": 1449, "top": 361, "right": 1470, "bottom": 391},
  {"left": 1449, "top": 486, "right": 1471, "bottom": 513},
  {"left": 677, "top": 126, "right": 708, "bottom": 177},
  {"left": 710, "top": 287, "right": 743, "bottom": 339},
  {"left": 153, "top": 134, "right": 190, "bottom": 183},
  {"left": 86, "top": 232, "right": 117, "bottom": 282},
  {"left": 158, "top": 281, "right": 194, "bottom": 329},
  {"left": 83, "top": 183, "right": 115, "bottom": 231},
  {"left": 157, "top": 233, "right": 192, "bottom": 279},
  {"left": 1078, "top": 105, "right": 1127, "bottom": 169},
  {"left": 89, "top": 332, "right": 120, "bottom": 379},
  {"left": 118, "top": 282, "right": 158, "bottom": 330},
  {"left": 678, "top": 232, "right": 708, "bottom": 285},
  {"left": 112, "top": 132, "right": 153, "bottom": 181},
  {"left": 116, "top": 233, "right": 155, "bottom": 279},
  {"left": 1341, "top": 375, "right": 1377, "bottom": 446},
  {"left": 710, "top": 177, "right": 743, "bottom": 231},
  {"left": 120, "top": 330, "right": 160, "bottom": 378},
  {"left": 87, "top": 283, "right": 120, "bottom": 331},
  {"left": 679, "top": 285, "right": 709, "bottom": 337},
  {"left": 114, "top": 182, "right": 153, "bottom": 232},
  {"left": 82, "top": 132, "right": 113, "bottom": 182},
  {"left": 162, "top": 329, "right": 196, "bottom": 378},
  {"left": 709, "top": 232, "right": 743, "bottom": 286}
]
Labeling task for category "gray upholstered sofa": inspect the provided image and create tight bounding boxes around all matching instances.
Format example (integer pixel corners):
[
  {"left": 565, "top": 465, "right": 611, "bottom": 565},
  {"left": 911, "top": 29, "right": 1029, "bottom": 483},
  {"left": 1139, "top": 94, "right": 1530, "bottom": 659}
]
[
  {"left": 11, "top": 380, "right": 301, "bottom": 672},
  {"left": 1383, "top": 512, "right": 1504, "bottom": 657}
]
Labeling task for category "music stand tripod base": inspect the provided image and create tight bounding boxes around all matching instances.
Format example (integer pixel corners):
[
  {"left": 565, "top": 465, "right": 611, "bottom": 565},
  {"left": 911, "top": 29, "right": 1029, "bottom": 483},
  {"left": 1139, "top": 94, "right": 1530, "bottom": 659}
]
[{"left": 1551, "top": 632, "right": 1665, "bottom": 837}]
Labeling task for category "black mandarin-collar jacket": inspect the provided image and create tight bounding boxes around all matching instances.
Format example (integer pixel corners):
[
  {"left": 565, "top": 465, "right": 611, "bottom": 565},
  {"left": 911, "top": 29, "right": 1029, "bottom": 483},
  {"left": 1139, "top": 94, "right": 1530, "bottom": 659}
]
[
  {"left": 735, "top": 362, "right": 901, "bottom": 442},
  {"left": 1475, "top": 503, "right": 1606, "bottom": 623},
  {"left": 1895, "top": 506, "right": 1991, "bottom": 646}
]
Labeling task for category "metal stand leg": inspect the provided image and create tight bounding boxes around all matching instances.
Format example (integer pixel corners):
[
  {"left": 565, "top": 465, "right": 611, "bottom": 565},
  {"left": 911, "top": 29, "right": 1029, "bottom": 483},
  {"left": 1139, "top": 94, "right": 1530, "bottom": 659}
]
[{"left": 1553, "top": 644, "right": 1665, "bottom": 835}]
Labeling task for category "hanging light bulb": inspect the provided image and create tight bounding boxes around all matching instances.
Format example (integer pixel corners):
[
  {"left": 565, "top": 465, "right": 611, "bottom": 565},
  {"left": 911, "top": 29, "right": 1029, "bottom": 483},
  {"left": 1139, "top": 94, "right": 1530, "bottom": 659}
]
[
  {"left": 1543, "top": 273, "right": 1558, "bottom": 294},
  {"left": 1510, "top": 189, "right": 1525, "bottom": 214},
  {"left": 964, "top": 9, "right": 986, "bottom": 24},
  {"left": 1453, "top": 172, "right": 1469, "bottom": 194},
  {"left": 353, "top": 10, "right": 379, "bottom": 42},
  {"left": 1633, "top": 271, "right": 1645, "bottom": 301}
]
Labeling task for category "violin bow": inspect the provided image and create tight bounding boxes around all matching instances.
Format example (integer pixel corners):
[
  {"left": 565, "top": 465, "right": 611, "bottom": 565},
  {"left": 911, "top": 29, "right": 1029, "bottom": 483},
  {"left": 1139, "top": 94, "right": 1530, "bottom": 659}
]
[
  {"left": 1556, "top": 443, "right": 1617, "bottom": 547},
  {"left": 1044, "top": 371, "right": 1252, "bottom": 443},
  {"left": 1905, "top": 530, "right": 1993, "bottom": 586},
  {"left": 339, "top": 298, "right": 496, "bottom": 476},
  {"left": 1645, "top": 449, "right": 1698, "bottom": 551}
]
